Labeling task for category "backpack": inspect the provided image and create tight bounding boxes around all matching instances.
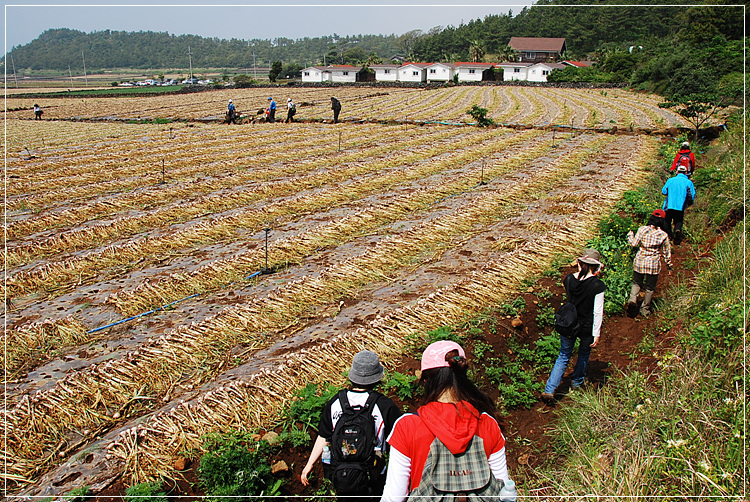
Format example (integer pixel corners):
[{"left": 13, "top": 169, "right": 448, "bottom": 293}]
[
  {"left": 554, "top": 301, "right": 581, "bottom": 338},
  {"left": 676, "top": 152, "right": 693, "bottom": 173},
  {"left": 290, "top": 103, "right": 296, "bottom": 115},
  {"left": 330, "top": 390, "right": 381, "bottom": 494},
  {"left": 408, "top": 435, "right": 505, "bottom": 501}
]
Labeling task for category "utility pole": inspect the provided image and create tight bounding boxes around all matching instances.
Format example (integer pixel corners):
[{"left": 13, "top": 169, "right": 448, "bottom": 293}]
[
  {"left": 187, "top": 46, "right": 193, "bottom": 80},
  {"left": 253, "top": 51, "right": 256, "bottom": 79},
  {"left": 81, "top": 50, "right": 88, "bottom": 86},
  {"left": 68, "top": 64, "right": 74, "bottom": 88},
  {"left": 10, "top": 53, "right": 18, "bottom": 88}
]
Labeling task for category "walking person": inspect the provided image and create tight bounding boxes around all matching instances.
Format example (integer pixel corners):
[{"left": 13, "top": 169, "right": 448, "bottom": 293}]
[
  {"left": 300, "top": 350, "right": 401, "bottom": 501},
  {"left": 267, "top": 97, "right": 276, "bottom": 123},
  {"left": 626, "top": 209, "right": 672, "bottom": 317},
  {"left": 381, "top": 340, "right": 514, "bottom": 502},
  {"left": 227, "top": 99, "right": 236, "bottom": 125},
  {"left": 285, "top": 97, "right": 296, "bottom": 123},
  {"left": 331, "top": 96, "right": 342, "bottom": 123},
  {"left": 661, "top": 165, "right": 696, "bottom": 245},
  {"left": 541, "top": 249, "right": 606, "bottom": 403},
  {"left": 33, "top": 104, "right": 43, "bottom": 120},
  {"left": 670, "top": 141, "right": 696, "bottom": 177}
]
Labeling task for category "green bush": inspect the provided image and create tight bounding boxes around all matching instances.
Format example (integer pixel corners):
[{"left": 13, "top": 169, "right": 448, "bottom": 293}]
[
  {"left": 125, "top": 481, "right": 167, "bottom": 502},
  {"left": 198, "top": 432, "right": 282, "bottom": 497},
  {"left": 405, "top": 325, "right": 465, "bottom": 357},
  {"left": 287, "top": 382, "right": 339, "bottom": 429},
  {"left": 381, "top": 371, "right": 420, "bottom": 401},
  {"left": 467, "top": 105, "right": 494, "bottom": 127}
]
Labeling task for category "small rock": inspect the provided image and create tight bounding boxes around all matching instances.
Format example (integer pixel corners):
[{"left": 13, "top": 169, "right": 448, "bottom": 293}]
[
  {"left": 511, "top": 318, "right": 523, "bottom": 329},
  {"left": 526, "top": 286, "right": 534, "bottom": 293},
  {"left": 262, "top": 431, "right": 279, "bottom": 445},
  {"left": 250, "top": 433, "right": 262, "bottom": 441},
  {"left": 174, "top": 457, "right": 189, "bottom": 471},
  {"left": 415, "top": 370, "right": 422, "bottom": 380},
  {"left": 271, "top": 460, "right": 288, "bottom": 474}
]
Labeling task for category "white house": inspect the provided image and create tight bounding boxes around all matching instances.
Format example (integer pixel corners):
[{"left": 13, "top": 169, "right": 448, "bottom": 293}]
[
  {"left": 370, "top": 64, "right": 400, "bottom": 82},
  {"left": 301, "top": 66, "right": 331, "bottom": 83},
  {"left": 496, "top": 62, "right": 533, "bottom": 81},
  {"left": 329, "top": 65, "right": 361, "bottom": 83},
  {"left": 399, "top": 63, "right": 430, "bottom": 83},
  {"left": 526, "top": 62, "right": 567, "bottom": 82},
  {"left": 425, "top": 63, "right": 456, "bottom": 82},
  {"left": 454, "top": 62, "right": 496, "bottom": 82}
]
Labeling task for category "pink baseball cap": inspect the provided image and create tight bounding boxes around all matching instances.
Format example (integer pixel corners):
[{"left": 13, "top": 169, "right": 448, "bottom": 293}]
[{"left": 421, "top": 340, "right": 466, "bottom": 371}]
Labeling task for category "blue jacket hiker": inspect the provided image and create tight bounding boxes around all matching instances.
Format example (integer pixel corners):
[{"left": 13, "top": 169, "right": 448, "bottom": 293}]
[
  {"left": 661, "top": 166, "right": 696, "bottom": 244},
  {"left": 227, "top": 99, "right": 236, "bottom": 124},
  {"left": 267, "top": 97, "right": 276, "bottom": 123}
]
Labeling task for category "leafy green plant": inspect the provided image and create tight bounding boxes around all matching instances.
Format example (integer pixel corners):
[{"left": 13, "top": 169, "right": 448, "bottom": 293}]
[
  {"left": 64, "top": 486, "right": 90, "bottom": 501},
  {"left": 535, "top": 287, "right": 552, "bottom": 300},
  {"left": 688, "top": 303, "right": 743, "bottom": 357},
  {"left": 597, "top": 213, "right": 638, "bottom": 239},
  {"left": 405, "top": 325, "right": 465, "bottom": 357},
  {"left": 472, "top": 340, "right": 494, "bottom": 360},
  {"left": 381, "top": 371, "right": 420, "bottom": 401},
  {"left": 287, "top": 382, "right": 339, "bottom": 429},
  {"left": 533, "top": 333, "right": 562, "bottom": 370},
  {"left": 467, "top": 105, "right": 495, "bottom": 127},
  {"left": 125, "top": 481, "right": 167, "bottom": 502},
  {"left": 535, "top": 302, "right": 555, "bottom": 327},
  {"left": 497, "top": 296, "right": 525, "bottom": 317},
  {"left": 278, "top": 426, "right": 313, "bottom": 448},
  {"left": 198, "top": 432, "right": 282, "bottom": 497}
]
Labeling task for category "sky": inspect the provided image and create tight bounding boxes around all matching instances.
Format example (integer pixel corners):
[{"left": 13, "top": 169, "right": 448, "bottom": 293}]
[{"left": 4, "top": 1, "right": 536, "bottom": 51}]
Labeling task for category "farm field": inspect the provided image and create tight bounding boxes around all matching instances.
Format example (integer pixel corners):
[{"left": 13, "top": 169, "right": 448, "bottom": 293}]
[
  {"left": 6, "top": 85, "right": 695, "bottom": 130},
  {"left": 6, "top": 88, "right": 664, "bottom": 495}
]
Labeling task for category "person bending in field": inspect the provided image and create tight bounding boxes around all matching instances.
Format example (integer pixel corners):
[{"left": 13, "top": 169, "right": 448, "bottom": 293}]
[
  {"left": 300, "top": 350, "right": 401, "bottom": 501},
  {"left": 33, "top": 104, "right": 43, "bottom": 120},
  {"left": 331, "top": 96, "right": 341, "bottom": 123}
]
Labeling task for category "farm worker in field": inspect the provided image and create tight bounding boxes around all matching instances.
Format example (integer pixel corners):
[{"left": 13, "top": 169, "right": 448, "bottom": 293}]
[
  {"left": 670, "top": 141, "right": 696, "bottom": 177},
  {"left": 626, "top": 209, "right": 672, "bottom": 318},
  {"left": 331, "top": 96, "right": 342, "bottom": 123},
  {"left": 227, "top": 99, "right": 236, "bottom": 125},
  {"left": 300, "top": 350, "right": 401, "bottom": 501},
  {"left": 541, "top": 249, "right": 606, "bottom": 404},
  {"left": 267, "top": 96, "right": 277, "bottom": 123},
  {"left": 381, "top": 340, "right": 514, "bottom": 502},
  {"left": 33, "top": 104, "right": 43, "bottom": 120},
  {"left": 285, "top": 97, "right": 296, "bottom": 123},
  {"left": 661, "top": 165, "right": 696, "bottom": 245}
]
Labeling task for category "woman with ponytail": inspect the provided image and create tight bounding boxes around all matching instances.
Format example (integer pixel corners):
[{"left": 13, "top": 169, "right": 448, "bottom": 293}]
[{"left": 380, "top": 341, "right": 512, "bottom": 501}]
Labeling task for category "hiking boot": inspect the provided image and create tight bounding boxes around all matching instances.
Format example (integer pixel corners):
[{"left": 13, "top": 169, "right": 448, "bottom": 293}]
[
  {"left": 640, "top": 305, "right": 652, "bottom": 317},
  {"left": 541, "top": 392, "right": 555, "bottom": 404},
  {"left": 626, "top": 301, "right": 639, "bottom": 318}
]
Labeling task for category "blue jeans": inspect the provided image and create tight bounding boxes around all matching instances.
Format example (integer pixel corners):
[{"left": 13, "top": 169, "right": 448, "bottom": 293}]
[{"left": 544, "top": 331, "right": 594, "bottom": 393}]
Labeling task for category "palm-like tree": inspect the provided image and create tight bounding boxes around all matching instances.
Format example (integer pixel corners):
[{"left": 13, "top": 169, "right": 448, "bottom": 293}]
[
  {"left": 498, "top": 45, "right": 519, "bottom": 63},
  {"left": 468, "top": 40, "right": 486, "bottom": 62}
]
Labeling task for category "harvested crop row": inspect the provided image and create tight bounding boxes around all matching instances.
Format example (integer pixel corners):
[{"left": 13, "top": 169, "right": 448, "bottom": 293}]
[
  {"left": 7, "top": 125, "right": 448, "bottom": 246},
  {"left": 108, "top": 129, "right": 552, "bottom": 314},
  {"left": 4, "top": 133, "right": 618, "bottom": 484},
  {"left": 7, "top": 127, "right": 510, "bottom": 300},
  {"left": 7, "top": 124, "right": 382, "bottom": 201},
  {"left": 97, "top": 136, "right": 658, "bottom": 487},
  {"left": 6, "top": 129, "right": 551, "bottom": 372}
]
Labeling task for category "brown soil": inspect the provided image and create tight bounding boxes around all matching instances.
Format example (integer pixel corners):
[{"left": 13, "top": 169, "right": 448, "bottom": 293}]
[{"left": 92, "top": 235, "right": 706, "bottom": 501}]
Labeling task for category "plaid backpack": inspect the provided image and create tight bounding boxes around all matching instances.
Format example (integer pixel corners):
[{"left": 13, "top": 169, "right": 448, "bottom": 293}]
[{"left": 408, "top": 435, "right": 504, "bottom": 501}]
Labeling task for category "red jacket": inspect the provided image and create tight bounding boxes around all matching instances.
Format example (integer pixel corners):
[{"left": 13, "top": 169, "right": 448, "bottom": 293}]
[{"left": 671, "top": 148, "right": 696, "bottom": 174}]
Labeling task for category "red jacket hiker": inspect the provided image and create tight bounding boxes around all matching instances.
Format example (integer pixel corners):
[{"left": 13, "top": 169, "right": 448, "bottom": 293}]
[{"left": 671, "top": 145, "right": 696, "bottom": 175}]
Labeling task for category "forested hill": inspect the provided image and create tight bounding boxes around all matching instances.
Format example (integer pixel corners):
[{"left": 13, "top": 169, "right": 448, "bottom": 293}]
[
  {"left": 6, "top": 0, "right": 743, "bottom": 78},
  {"left": 7, "top": 29, "right": 400, "bottom": 71}
]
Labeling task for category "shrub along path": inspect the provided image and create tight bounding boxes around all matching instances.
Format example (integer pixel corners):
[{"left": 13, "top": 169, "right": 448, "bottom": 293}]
[{"left": 91, "top": 220, "right": 713, "bottom": 500}]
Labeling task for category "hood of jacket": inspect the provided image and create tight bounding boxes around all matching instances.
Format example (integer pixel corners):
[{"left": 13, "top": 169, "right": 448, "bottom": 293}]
[
  {"left": 566, "top": 273, "right": 598, "bottom": 297},
  {"left": 417, "top": 401, "right": 481, "bottom": 455}
]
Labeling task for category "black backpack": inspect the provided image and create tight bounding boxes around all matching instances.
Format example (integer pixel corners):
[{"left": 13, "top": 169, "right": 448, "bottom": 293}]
[
  {"left": 554, "top": 301, "right": 581, "bottom": 338},
  {"left": 330, "top": 390, "right": 381, "bottom": 494}
]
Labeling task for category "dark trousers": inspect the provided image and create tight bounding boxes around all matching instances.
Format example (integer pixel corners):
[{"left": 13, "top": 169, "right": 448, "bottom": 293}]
[
  {"left": 665, "top": 209, "right": 685, "bottom": 241},
  {"left": 333, "top": 108, "right": 341, "bottom": 123},
  {"left": 286, "top": 110, "right": 295, "bottom": 123},
  {"left": 268, "top": 109, "right": 276, "bottom": 123}
]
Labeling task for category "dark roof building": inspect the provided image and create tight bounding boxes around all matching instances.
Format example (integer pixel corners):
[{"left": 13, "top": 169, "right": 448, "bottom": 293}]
[{"left": 508, "top": 37, "right": 567, "bottom": 63}]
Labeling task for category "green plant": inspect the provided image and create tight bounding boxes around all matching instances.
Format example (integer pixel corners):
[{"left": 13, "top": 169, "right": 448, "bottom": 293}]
[
  {"left": 125, "top": 481, "right": 167, "bottom": 502},
  {"left": 381, "top": 371, "right": 420, "bottom": 401},
  {"left": 287, "top": 382, "right": 339, "bottom": 429},
  {"left": 535, "top": 302, "right": 555, "bottom": 327},
  {"left": 198, "top": 432, "right": 282, "bottom": 497},
  {"left": 497, "top": 297, "right": 525, "bottom": 317},
  {"left": 472, "top": 340, "right": 493, "bottom": 360},
  {"left": 278, "top": 426, "right": 313, "bottom": 448},
  {"left": 405, "top": 325, "right": 464, "bottom": 357},
  {"left": 467, "top": 105, "right": 495, "bottom": 127},
  {"left": 533, "top": 333, "right": 562, "bottom": 370},
  {"left": 64, "top": 486, "right": 90, "bottom": 501},
  {"left": 305, "top": 477, "right": 335, "bottom": 501},
  {"left": 535, "top": 287, "right": 552, "bottom": 300}
]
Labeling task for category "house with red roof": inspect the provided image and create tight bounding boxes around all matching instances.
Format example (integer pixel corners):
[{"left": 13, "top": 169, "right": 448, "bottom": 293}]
[
  {"left": 508, "top": 37, "right": 567, "bottom": 63},
  {"left": 454, "top": 62, "right": 496, "bottom": 82},
  {"left": 426, "top": 63, "right": 457, "bottom": 82},
  {"left": 562, "top": 60, "right": 595, "bottom": 68},
  {"left": 398, "top": 63, "right": 431, "bottom": 82},
  {"left": 301, "top": 65, "right": 362, "bottom": 83}
]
